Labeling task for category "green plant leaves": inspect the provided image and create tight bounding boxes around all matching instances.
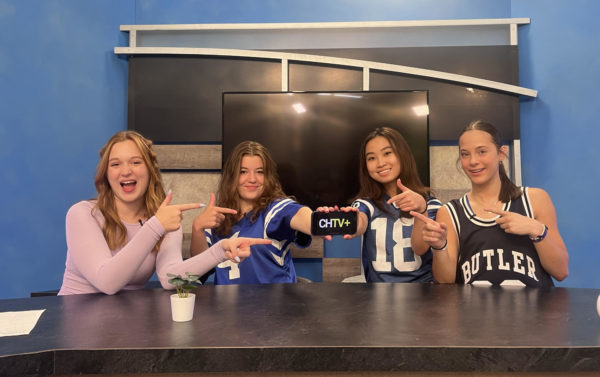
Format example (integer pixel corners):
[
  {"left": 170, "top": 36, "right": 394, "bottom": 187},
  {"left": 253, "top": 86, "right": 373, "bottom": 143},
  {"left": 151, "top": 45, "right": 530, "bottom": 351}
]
[{"left": 167, "top": 272, "right": 201, "bottom": 298}]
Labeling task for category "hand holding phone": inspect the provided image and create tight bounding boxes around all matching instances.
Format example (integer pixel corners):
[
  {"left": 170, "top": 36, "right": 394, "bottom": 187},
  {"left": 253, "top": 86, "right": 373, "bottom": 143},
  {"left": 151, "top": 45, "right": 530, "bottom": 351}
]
[{"left": 311, "top": 210, "right": 357, "bottom": 236}]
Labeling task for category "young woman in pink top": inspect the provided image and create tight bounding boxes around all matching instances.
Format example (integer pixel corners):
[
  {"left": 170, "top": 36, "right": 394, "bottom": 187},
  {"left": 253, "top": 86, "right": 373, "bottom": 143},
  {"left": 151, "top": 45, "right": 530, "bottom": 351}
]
[{"left": 58, "top": 131, "right": 269, "bottom": 295}]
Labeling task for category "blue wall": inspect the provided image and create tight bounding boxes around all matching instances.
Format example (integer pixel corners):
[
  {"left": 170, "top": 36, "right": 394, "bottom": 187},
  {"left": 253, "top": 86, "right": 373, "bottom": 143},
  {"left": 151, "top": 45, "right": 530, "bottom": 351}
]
[
  {"left": 512, "top": 0, "right": 600, "bottom": 288},
  {"left": 0, "top": 0, "right": 133, "bottom": 298},
  {"left": 0, "top": 0, "right": 597, "bottom": 298}
]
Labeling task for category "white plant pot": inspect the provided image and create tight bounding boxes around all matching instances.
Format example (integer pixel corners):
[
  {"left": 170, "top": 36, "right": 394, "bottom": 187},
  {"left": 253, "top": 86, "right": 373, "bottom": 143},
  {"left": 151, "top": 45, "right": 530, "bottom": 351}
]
[{"left": 170, "top": 293, "right": 196, "bottom": 322}]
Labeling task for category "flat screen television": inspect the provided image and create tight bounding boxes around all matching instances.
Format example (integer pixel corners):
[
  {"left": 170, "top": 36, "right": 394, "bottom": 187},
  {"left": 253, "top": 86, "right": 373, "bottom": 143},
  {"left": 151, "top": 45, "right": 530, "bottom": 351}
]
[{"left": 222, "top": 91, "right": 429, "bottom": 210}]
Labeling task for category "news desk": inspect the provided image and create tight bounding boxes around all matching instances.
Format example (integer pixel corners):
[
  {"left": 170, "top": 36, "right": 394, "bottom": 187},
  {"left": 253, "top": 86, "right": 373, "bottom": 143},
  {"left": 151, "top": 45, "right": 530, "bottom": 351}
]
[{"left": 2, "top": 283, "right": 600, "bottom": 376}]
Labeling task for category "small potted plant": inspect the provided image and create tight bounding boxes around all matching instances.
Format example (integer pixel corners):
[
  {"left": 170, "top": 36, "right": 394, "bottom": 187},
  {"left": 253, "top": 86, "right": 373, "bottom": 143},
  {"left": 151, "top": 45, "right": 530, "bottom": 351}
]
[{"left": 167, "top": 272, "right": 200, "bottom": 322}]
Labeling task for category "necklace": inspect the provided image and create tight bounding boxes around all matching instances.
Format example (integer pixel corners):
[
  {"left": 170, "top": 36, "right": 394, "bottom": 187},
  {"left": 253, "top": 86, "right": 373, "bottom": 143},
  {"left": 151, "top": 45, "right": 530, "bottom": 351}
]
[{"left": 465, "top": 194, "right": 505, "bottom": 218}]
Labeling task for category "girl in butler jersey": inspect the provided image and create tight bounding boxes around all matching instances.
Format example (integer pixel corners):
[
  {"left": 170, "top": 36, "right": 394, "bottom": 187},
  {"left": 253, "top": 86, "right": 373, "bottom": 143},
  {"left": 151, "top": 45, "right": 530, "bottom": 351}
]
[
  {"left": 190, "top": 141, "right": 314, "bottom": 284},
  {"left": 322, "top": 127, "right": 442, "bottom": 282},
  {"left": 58, "top": 131, "right": 269, "bottom": 295},
  {"left": 412, "top": 120, "right": 569, "bottom": 287}
]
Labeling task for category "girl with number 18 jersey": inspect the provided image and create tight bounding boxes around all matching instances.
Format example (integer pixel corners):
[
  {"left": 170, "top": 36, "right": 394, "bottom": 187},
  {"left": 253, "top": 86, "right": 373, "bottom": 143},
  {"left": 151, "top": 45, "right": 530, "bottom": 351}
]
[{"left": 326, "top": 127, "right": 441, "bottom": 283}]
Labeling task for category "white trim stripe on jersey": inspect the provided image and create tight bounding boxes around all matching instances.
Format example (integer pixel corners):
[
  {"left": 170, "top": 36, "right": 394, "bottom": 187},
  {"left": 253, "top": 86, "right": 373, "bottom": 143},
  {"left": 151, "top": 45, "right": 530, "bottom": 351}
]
[
  {"left": 444, "top": 202, "right": 461, "bottom": 236},
  {"left": 205, "top": 229, "right": 213, "bottom": 245},
  {"left": 263, "top": 198, "right": 294, "bottom": 266},
  {"left": 520, "top": 187, "right": 534, "bottom": 219},
  {"left": 459, "top": 195, "right": 510, "bottom": 227},
  {"left": 263, "top": 198, "right": 293, "bottom": 242},
  {"left": 427, "top": 199, "right": 442, "bottom": 212}
]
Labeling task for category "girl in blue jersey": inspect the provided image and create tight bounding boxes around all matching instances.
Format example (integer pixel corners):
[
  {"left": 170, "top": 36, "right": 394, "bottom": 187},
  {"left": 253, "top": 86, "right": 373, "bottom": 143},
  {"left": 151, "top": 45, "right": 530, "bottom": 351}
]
[
  {"left": 322, "top": 127, "right": 441, "bottom": 282},
  {"left": 190, "top": 141, "right": 313, "bottom": 284},
  {"left": 412, "top": 120, "right": 568, "bottom": 287}
]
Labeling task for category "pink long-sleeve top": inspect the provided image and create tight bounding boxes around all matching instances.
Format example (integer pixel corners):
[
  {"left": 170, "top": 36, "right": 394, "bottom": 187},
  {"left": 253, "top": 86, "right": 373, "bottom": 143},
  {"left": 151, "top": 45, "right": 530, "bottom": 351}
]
[{"left": 58, "top": 200, "right": 226, "bottom": 295}]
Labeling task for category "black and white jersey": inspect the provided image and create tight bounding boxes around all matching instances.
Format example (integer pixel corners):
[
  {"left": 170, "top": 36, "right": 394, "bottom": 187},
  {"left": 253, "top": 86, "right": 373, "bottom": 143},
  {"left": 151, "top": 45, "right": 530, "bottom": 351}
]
[{"left": 445, "top": 187, "right": 554, "bottom": 288}]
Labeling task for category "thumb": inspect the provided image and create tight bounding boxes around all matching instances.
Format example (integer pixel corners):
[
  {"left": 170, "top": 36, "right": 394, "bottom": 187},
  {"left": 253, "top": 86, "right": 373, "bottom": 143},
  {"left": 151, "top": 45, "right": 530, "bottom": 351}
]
[
  {"left": 161, "top": 190, "right": 173, "bottom": 207},
  {"left": 440, "top": 222, "right": 448, "bottom": 232},
  {"left": 396, "top": 179, "right": 408, "bottom": 192},
  {"left": 208, "top": 193, "right": 216, "bottom": 207}
]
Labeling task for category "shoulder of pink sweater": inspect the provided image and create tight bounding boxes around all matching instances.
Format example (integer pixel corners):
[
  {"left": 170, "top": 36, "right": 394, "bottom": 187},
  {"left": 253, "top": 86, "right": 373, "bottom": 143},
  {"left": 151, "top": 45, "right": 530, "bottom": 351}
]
[{"left": 67, "top": 200, "right": 103, "bottom": 222}]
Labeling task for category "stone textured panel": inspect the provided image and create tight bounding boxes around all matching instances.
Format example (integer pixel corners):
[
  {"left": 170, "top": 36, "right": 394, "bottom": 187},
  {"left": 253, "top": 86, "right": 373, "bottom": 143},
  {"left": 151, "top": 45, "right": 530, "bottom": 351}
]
[
  {"left": 162, "top": 172, "right": 221, "bottom": 257},
  {"left": 154, "top": 144, "right": 221, "bottom": 170}
]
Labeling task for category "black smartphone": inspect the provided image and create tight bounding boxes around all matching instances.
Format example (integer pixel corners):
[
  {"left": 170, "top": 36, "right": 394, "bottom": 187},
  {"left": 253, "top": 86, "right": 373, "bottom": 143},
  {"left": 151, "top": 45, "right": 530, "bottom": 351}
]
[{"left": 310, "top": 211, "right": 357, "bottom": 236}]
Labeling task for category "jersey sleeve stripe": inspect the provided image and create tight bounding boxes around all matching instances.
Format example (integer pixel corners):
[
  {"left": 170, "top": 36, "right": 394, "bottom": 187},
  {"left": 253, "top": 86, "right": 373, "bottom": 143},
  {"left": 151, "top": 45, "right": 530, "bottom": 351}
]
[
  {"left": 445, "top": 202, "right": 461, "bottom": 236},
  {"left": 205, "top": 229, "right": 213, "bottom": 246},
  {"left": 263, "top": 199, "right": 295, "bottom": 250},
  {"left": 355, "top": 199, "right": 375, "bottom": 217},
  {"left": 263, "top": 198, "right": 293, "bottom": 237}
]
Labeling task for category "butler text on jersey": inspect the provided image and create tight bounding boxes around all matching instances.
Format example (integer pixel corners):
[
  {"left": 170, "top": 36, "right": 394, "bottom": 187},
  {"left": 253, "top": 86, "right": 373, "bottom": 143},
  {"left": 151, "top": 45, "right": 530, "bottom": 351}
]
[{"left": 461, "top": 248, "right": 539, "bottom": 284}]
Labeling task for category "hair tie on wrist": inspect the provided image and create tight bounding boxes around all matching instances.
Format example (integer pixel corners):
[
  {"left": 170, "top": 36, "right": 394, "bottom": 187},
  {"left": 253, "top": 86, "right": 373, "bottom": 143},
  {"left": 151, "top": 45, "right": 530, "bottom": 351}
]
[
  {"left": 530, "top": 224, "right": 548, "bottom": 243},
  {"left": 431, "top": 239, "right": 448, "bottom": 251}
]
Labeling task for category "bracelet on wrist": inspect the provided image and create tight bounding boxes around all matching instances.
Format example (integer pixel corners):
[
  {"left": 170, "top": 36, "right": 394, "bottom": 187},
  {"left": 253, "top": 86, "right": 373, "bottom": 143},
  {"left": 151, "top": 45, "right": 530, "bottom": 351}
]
[
  {"left": 529, "top": 224, "right": 548, "bottom": 243},
  {"left": 431, "top": 239, "right": 448, "bottom": 251},
  {"left": 419, "top": 207, "right": 428, "bottom": 214}
]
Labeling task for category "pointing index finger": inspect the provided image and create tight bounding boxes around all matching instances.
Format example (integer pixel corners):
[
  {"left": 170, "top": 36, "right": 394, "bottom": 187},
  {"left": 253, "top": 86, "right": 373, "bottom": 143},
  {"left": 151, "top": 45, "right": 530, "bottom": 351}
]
[
  {"left": 409, "top": 210, "right": 431, "bottom": 224},
  {"left": 175, "top": 203, "right": 205, "bottom": 211},
  {"left": 484, "top": 208, "right": 507, "bottom": 216},
  {"left": 214, "top": 206, "right": 238, "bottom": 215},
  {"left": 245, "top": 238, "right": 272, "bottom": 246}
]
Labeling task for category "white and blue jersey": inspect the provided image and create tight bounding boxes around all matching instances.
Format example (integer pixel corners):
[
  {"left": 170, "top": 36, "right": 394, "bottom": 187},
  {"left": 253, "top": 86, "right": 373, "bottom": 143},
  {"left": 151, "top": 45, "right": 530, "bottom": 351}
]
[
  {"left": 206, "top": 198, "right": 311, "bottom": 285},
  {"left": 352, "top": 196, "right": 442, "bottom": 283}
]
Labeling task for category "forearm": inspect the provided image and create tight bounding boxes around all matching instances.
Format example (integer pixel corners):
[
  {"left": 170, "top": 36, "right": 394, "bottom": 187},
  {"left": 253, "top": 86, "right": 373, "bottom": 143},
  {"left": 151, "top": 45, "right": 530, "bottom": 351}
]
[
  {"left": 535, "top": 234, "right": 569, "bottom": 281},
  {"left": 290, "top": 206, "right": 313, "bottom": 235},
  {"left": 432, "top": 251, "right": 457, "bottom": 283},
  {"left": 190, "top": 224, "right": 210, "bottom": 257},
  {"left": 68, "top": 208, "right": 164, "bottom": 295},
  {"left": 411, "top": 219, "right": 429, "bottom": 256},
  {"left": 157, "top": 240, "right": 227, "bottom": 289},
  {"left": 527, "top": 188, "right": 569, "bottom": 281}
]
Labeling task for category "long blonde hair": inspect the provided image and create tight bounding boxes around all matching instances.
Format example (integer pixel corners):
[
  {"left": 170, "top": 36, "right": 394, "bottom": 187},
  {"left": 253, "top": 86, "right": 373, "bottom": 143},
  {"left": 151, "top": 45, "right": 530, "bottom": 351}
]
[
  {"left": 355, "top": 127, "right": 430, "bottom": 216},
  {"left": 94, "top": 131, "right": 165, "bottom": 250},
  {"left": 216, "top": 141, "right": 287, "bottom": 236}
]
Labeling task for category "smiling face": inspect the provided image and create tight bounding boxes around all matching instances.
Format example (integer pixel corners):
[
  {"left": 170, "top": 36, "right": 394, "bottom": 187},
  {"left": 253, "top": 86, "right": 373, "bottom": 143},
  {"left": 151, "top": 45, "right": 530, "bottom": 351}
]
[
  {"left": 106, "top": 139, "right": 150, "bottom": 213},
  {"left": 237, "top": 155, "right": 265, "bottom": 212},
  {"left": 365, "top": 136, "right": 401, "bottom": 195},
  {"left": 459, "top": 129, "right": 507, "bottom": 186}
]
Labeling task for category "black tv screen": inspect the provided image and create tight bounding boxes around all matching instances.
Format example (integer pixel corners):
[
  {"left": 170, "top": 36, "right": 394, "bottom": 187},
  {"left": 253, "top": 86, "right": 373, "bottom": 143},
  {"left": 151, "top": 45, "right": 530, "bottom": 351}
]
[{"left": 222, "top": 91, "right": 429, "bottom": 210}]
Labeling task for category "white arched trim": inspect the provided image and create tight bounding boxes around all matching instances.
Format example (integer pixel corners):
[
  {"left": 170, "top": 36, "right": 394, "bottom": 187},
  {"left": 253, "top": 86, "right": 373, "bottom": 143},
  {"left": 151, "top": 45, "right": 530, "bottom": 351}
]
[{"left": 114, "top": 46, "right": 537, "bottom": 98}]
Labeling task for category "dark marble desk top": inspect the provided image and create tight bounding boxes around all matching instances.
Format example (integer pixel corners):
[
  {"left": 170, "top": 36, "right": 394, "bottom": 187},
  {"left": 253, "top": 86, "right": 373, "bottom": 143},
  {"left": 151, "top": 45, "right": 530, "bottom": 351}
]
[{"left": 1, "top": 283, "right": 600, "bottom": 376}]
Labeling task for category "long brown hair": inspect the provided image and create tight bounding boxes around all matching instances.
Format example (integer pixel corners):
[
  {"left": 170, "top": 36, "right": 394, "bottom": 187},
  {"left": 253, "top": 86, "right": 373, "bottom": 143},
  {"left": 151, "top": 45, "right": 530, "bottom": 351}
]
[
  {"left": 459, "top": 120, "right": 521, "bottom": 202},
  {"left": 216, "top": 141, "right": 287, "bottom": 236},
  {"left": 94, "top": 131, "right": 165, "bottom": 250},
  {"left": 355, "top": 127, "right": 430, "bottom": 215}
]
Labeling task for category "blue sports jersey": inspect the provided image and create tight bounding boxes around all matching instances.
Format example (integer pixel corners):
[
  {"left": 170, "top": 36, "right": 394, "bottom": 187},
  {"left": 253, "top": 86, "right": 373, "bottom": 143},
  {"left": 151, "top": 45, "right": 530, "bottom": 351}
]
[
  {"left": 352, "top": 196, "right": 442, "bottom": 283},
  {"left": 206, "top": 198, "right": 311, "bottom": 284}
]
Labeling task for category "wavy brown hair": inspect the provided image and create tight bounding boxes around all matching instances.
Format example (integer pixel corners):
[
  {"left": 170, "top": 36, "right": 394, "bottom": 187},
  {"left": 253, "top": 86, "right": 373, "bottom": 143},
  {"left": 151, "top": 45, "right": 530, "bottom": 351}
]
[
  {"left": 459, "top": 120, "right": 521, "bottom": 203},
  {"left": 216, "top": 141, "right": 287, "bottom": 236},
  {"left": 94, "top": 131, "right": 166, "bottom": 250},
  {"left": 355, "top": 127, "right": 430, "bottom": 216}
]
